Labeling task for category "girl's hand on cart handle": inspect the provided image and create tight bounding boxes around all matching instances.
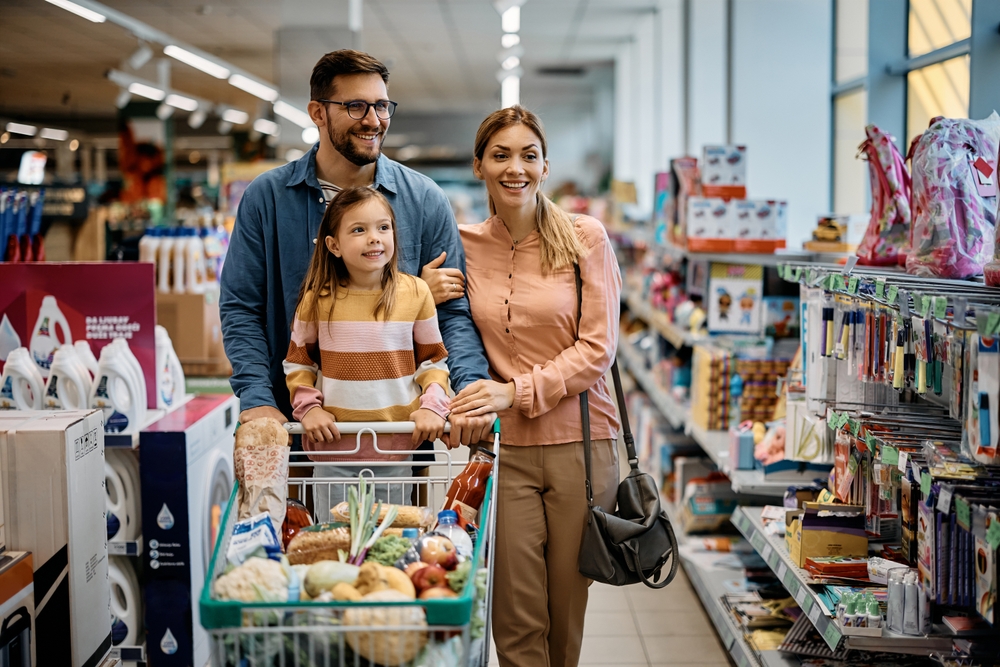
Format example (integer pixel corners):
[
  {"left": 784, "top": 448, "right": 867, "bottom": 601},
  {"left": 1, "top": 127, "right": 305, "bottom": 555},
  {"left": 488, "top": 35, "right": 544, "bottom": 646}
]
[
  {"left": 239, "top": 405, "right": 287, "bottom": 426},
  {"left": 301, "top": 406, "right": 341, "bottom": 443},
  {"left": 410, "top": 408, "right": 446, "bottom": 445},
  {"left": 451, "top": 380, "right": 515, "bottom": 416}
]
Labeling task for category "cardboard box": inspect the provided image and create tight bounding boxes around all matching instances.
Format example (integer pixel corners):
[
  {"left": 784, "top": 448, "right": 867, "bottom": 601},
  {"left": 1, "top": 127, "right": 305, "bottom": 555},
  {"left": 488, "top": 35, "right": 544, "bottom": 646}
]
[
  {"left": 156, "top": 287, "right": 230, "bottom": 375},
  {"left": 679, "top": 472, "right": 739, "bottom": 533},
  {"left": 787, "top": 502, "right": 868, "bottom": 568},
  {"left": 702, "top": 145, "right": 747, "bottom": 198},
  {"left": 0, "top": 410, "right": 111, "bottom": 666},
  {"left": 0, "top": 551, "right": 35, "bottom": 666}
]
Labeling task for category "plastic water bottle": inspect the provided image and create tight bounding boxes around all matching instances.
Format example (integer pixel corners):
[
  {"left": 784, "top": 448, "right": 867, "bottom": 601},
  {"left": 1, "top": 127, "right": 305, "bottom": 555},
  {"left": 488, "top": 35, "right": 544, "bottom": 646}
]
[{"left": 432, "top": 510, "right": 474, "bottom": 559}]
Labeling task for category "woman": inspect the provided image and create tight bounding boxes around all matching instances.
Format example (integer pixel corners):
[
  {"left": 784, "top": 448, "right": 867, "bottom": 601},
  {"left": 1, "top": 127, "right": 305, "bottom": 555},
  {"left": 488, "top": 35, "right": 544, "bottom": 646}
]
[{"left": 448, "top": 106, "right": 622, "bottom": 667}]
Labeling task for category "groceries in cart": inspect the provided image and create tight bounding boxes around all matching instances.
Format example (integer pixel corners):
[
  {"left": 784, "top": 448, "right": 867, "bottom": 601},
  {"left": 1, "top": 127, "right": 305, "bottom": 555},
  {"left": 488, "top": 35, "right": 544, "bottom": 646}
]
[{"left": 232, "top": 417, "right": 290, "bottom": 534}]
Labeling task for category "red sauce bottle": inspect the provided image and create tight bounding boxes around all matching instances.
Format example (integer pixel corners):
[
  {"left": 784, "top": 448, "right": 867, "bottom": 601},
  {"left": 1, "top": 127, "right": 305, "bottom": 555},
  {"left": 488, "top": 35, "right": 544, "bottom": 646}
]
[{"left": 442, "top": 448, "right": 496, "bottom": 528}]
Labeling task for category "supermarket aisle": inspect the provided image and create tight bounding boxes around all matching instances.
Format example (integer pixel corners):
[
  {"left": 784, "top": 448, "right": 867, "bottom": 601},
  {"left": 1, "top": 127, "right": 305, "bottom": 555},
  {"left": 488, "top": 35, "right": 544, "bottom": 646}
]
[{"left": 489, "top": 567, "right": 730, "bottom": 666}]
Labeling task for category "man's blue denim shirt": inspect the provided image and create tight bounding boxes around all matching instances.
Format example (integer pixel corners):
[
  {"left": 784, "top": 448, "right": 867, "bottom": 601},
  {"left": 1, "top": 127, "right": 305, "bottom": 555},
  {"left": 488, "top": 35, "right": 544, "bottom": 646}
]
[{"left": 220, "top": 143, "right": 490, "bottom": 417}]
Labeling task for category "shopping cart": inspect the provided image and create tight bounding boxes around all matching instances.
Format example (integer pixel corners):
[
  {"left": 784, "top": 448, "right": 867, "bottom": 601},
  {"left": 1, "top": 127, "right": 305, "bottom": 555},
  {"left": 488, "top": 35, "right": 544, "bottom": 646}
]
[{"left": 199, "top": 421, "right": 500, "bottom": 667}]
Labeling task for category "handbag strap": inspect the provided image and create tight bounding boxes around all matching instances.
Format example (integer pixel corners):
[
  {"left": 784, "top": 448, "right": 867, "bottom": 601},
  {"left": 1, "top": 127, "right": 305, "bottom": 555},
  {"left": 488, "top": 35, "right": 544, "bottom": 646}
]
[{"left": 574, "top": 264, "right": 636, "bottom": 511}]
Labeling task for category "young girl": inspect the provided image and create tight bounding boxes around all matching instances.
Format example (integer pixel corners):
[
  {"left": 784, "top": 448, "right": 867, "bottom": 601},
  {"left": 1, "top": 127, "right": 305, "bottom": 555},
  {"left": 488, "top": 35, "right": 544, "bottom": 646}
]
[{"left": 283, "top": 186, "right": 450, "bottom": 510}]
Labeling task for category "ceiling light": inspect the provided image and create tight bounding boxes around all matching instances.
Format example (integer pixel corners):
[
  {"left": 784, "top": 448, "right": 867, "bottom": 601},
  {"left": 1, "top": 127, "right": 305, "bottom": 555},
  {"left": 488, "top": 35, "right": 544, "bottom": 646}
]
[
  {"left": 274, "top": 101, "right": 313, "bottom": 129},
  {"left": 285, "top": 148, "right": 305, "bottom": 162},
  {"left": 229, "top": 74, "right": 278, "bottom": 102},
  {"left": 45, "top": 0, "right": 106, "bottom": 23},
  {"left": 501, "top": 75, "right": 520, "bottom": 108},
  {"left": 115, "top": 89, "right": 132, "bottom": 109},
  {"left": 189, "top": 150, "right": 201, "bottom": 164},
  {"left": 502, "top": 56, "right": 520, "bottom": 70},
  {"left": 496, "top": 66, "right": 523, "bottom": 83},
  {"left": 501, "top": 6, "right": 520, "bottom": 33},
  {"left": 156, "top": 103, "right": 174, "bottom": 120},
  {"left": 221, "top": 108, "right": 249, "bottom": 125},
  {"left": 165, "top": 93, "right": 199, "bottom": 111},
  {"left": 40, "top": 128, "right": 69, "bottom": 141},
  {"left": 188, "top": 109, "right": 207, "bottom": 129},
  {"left": 69, "top": 139, "right": 80, "bottom": 151},
  {"left": 0, "top": 133, "right": 10, "bottom": 144},
  {"left": 302, "top": 126, "right": 320, "bottom": 144},
  {"left": 253, "top": 118, "right": 280, "bottom": 136},
  {"left": 5, "top": 122, "right": 37, "bottom": 137},
  {"left": 127, "top": 44, "right": 153, "bottom": 70},
  {"left": 217, "top": 120, "right": 233, "bottom": 135},
  {"left": 128, "top": 82, "right": 165, "bottom": 101},
  {"left": 502, "top": 34, "right": 520, "bottom": 48},
  {"left": 164, "top": 44, "right": 230, "bottom": 80}
]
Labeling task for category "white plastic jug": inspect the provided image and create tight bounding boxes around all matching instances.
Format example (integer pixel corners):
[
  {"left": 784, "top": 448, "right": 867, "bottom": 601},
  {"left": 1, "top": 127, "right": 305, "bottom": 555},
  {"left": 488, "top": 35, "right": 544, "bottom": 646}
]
[
  {"left": 183, "top": 228, "right": 207, "bottom": 294},
  {"left": 157, "top": 229, "right": 175, "bottom": 294},
  {"left": 108, "top": 556, "right": 142, "bottom": 647},
  {"left": 0, "top": 347, "right": 44, "bottom": 410},
  {"left": 154, "top": 326, "right": 185, "bottom": 409},
  {"left": 139, "top": 227, "right": 161, "bottom": 270},
  {"left": 90, "top": 343, "right": 144, "bottom": 433},
  {"left": 29, "top": 295, "right": 72, "bottom": 379},
  {"left": 74, "top": 339, "right": 100, "bottom": 378},
  {"left": 172, "top": 229, "right": 186, "bottom": 295},
  {"left": 106, "top": 448, "right": 142, "bottom": 542},
  {"left": 110, "top": 338, "right": 147, "bottom": 419},
  {"left": 43, "top": 346, "right": 92, "bottom": 410}
]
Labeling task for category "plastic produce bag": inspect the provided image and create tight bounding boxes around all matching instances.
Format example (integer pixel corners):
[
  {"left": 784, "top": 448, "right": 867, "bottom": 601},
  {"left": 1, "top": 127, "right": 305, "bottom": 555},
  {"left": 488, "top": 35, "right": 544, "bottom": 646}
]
[
  {"left": 909, "top": 113, "right": 1000, "bottom": 279},
  {"left": 233, "top": 418, "right": 290, "bottom": 536},
  {"left": 856, "top": 124, "right": 911, "bottom": 266}
]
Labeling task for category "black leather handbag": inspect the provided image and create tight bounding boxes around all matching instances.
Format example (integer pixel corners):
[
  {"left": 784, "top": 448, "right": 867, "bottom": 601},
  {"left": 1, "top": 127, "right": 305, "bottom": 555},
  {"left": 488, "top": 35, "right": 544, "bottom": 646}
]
[{"left": 572, "top": 265, "right": 679, "bottom": 589}]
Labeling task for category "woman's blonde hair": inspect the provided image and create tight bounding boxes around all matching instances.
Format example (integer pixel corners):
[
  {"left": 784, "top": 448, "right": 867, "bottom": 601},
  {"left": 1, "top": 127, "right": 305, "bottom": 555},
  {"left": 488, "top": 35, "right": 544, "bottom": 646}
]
[
  {"left": 296, "top": 187, "right": 407, "bottom": 323},
  {"left": 474, "top": 105, "right": 587, "bottom": 273}
]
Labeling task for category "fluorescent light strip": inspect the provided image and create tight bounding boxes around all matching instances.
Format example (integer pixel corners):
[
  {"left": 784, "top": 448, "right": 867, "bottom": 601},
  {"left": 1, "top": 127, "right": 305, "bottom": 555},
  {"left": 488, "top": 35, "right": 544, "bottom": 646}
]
[
  {"left": 253, "top": 118, "right": 280, "bottom": 136},
  {"left": 128, "top": 82, "right": 165, "bottom": 101},
  {"left": 501, "top": 6, "right": 520, "bottom": 33},
  {"left": 221, "top": 109, "right": 249, "bottom": 125},
  {"left": 164, "top": 45, "right": 230, "bottom": 80},
  {"left": 502, "top": 56, "right": 520, "bottom": 70},
  {"left": 45, "top": 0, "right": 106, "bottom": 23},
  {"left": 273, "top": 101, "right": 313, "bottom": 129},
  {"left": 165, "top": 93, "right": 199, "bottom": 111},
  {"left": 6, "top": 122, "right": 37, "bottom": 137},
  {"left": 229, "top": 74, "right": 278, "bottom": 102},
  {"left": 501, "top": 34, "right": 520, "bottom": 48},
  {"left": 40, "top": 128, "right": 69, "bottom": 141}
]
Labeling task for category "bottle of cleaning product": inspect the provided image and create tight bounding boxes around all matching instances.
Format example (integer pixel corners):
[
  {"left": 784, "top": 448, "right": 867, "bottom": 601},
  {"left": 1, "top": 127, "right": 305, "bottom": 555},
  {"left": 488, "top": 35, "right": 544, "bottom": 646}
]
[
  {"left": 44, "top": 346, "right": 91, "bottom": 410},
  {"left": 74, "top": 340, "right": 99, "bottom": 378},
  {"left": 90, "top": 343, "right": 143, "bottom": 433},
  {"left": 432, "top": 510, "right": 474, "bottom": 559},
  {"left": 199, "top": 226, "right": 219, "bottom": 286},
  {"left": 183, "top": 228, "right": 206, "bottom": 294},
  {"left": 110, "top": 338, "right": 147, "bottom": 425},
  {"left": 172, "top": 229, "right": 187, "bottom": 294},
  {"left": 157, "top": 228, "right": 175, "bottom": 294},
  {"left": 139, "top": 227, "right": 161, "bottom": 273},
  {"left": 29, "top": 295, "right": 72, "bottom": 379},
  {"left": 154, "top": 325, "right": 185, "bottom": 409},
  {"left": 1, "top": 347, "right": 44, "bottom": 410}
]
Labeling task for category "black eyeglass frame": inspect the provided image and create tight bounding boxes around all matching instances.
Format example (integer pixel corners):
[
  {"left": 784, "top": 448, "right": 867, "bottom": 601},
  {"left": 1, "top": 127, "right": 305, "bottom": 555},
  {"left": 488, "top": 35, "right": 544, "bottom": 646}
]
[{"left": 316, "top": 99, "right": 398, "bottom": 120}]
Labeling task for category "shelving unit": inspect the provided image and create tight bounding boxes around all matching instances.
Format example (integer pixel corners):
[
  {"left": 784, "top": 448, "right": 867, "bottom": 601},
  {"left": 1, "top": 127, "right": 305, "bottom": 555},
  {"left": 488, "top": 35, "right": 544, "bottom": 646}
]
[{"left": 108, "top": 536, "right": 143, "bottom": 557}]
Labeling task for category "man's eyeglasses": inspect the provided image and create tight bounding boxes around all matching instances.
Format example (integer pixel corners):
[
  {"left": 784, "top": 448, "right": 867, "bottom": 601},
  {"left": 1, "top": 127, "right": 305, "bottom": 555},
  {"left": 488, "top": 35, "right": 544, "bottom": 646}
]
[{"left": 317, "top": 99, "right": 398, "bottom": 120}]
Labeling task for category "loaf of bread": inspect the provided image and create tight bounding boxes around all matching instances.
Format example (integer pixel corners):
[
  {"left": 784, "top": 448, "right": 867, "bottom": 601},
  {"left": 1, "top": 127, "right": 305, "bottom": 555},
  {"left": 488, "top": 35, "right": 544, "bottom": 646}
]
[
  {"left": 287, "top": 525, "right": 410, "bottom": 564},
  {"left": 330, "top": 502, "right": 434, "bottom": 528}
]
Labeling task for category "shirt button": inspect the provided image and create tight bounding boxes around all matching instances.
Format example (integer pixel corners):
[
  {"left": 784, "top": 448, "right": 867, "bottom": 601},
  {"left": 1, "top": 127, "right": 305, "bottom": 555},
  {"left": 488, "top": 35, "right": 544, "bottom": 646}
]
[
  {"left": 506, "top": 328, "right": 510, "bottom": 333},
  {"left": 511, "top": 246, "right": 514, "bottom": 251},
  {"left": 508, "top": 273, "right": 512, "bottom": 279},
  {"left": 504, "top": 299, "right": 508, "bottom": 304},
  {"left": 318, "top": 197, "right": 323, "bottom": 203}
]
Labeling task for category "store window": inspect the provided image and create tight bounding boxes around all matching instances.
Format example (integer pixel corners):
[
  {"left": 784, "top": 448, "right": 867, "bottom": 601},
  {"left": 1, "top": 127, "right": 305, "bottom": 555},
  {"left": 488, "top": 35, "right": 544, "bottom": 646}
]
[
  {"left": 833, "top": 89, "right": 868, "bottom": 215},
  {"left": 908, "top": 0, "right": 971, "bottom": 57},
  {"left": 906, "top": 55, "right": 970, "bottom": 147},
  {"left": 835, "top": 0, "right": 867, "bottom": 83}
]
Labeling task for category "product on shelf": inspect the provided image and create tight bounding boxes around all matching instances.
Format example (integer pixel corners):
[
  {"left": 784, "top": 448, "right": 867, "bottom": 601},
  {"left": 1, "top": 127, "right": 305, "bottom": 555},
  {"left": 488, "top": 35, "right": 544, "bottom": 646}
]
[
  {"left": 701, "top": 145, "right": 747, "bottom": 199},
  {"left": 856, "top": 123, "right": 911, "bottom": 266},
  {"left": 804, "top": 213, "right": 868, "bottom": 253},
  {"left": 707, "top": 263, "right": 764, "bottom": 335}
]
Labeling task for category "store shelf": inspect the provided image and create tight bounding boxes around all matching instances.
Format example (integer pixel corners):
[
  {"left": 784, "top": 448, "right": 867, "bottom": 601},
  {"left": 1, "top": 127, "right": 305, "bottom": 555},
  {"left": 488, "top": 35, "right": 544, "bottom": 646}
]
[
  {"left": 104, "top": 394, "right": 194, "bottom": 449},
  {"left": 623, "top": 289, "right": 704, "bottom": 348},
  {"left": 108, "top": 644, "right": 145, "bottom": 662},
  {"left": 108, "top": 536, "right": 142, "bottom": 557},
  {"left": 617, "top": 344, "right": 687, "bottom": 428},
  {"left": 730, "top": 507, "right": 842, "bottom": 651},
  {"left": 685, "top": 249, "right": 815, "bottom": 267}
]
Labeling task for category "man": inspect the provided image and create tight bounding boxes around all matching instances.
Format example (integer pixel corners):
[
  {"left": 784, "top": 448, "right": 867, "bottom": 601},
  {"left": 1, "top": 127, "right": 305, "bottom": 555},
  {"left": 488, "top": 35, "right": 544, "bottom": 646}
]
[{"left": 220, "top": 49, "right": 494, "bottom": 445}]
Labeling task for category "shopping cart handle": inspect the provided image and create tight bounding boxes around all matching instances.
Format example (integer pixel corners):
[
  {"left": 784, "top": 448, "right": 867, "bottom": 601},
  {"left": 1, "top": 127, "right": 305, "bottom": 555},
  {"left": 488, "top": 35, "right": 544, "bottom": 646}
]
[{"left": 283, "top": 421, "right": 452, "bottom": 435}]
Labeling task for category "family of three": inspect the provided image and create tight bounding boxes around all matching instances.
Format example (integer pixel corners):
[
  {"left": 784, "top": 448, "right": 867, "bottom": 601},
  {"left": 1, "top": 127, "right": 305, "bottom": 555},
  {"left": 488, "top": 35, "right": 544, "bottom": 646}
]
[{"left": 219, "top": 49, "right": 622, "bottom": 667}]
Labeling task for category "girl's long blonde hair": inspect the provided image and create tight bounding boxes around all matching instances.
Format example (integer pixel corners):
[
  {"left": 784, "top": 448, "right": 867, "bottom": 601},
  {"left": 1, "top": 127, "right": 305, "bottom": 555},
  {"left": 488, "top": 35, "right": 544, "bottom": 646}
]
[
  {"left": 474, "top": 105, "right": 587, "bottom": 273},
  {"left": 296, "top": 187, "right": 405, "bottom": 323}
]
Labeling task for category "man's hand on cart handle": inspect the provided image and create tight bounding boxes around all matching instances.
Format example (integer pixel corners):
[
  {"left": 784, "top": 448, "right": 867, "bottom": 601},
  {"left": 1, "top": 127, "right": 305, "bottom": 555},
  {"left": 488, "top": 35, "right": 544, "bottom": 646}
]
[
  {"left": 445, "top": 412, "right": 498, "bottom": 449},
  {"left": 239, "top": 405, "right": 287, "bottom": 426}
]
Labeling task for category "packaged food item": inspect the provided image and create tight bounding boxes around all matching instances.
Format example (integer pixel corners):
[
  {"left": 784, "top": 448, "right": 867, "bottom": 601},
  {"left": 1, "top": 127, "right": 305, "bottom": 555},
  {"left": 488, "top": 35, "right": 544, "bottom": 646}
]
[
  {"left": 329, "top": 502, "right": 434, "bottom": 528},
  {"left": 431, "top": 510, "right": 473, "bottom": 559},
  {"left": 282, "top": 497, "right": 313, "bottom": 550},
  {"left": 286, "top": 523, "right": 352, "bottom": 565},
  {"left": 441, "top": 448, "right": 495, "bottom": 528},
  {"left": 233, "top": 418, "right": 290, "bottom": 535},
  {"left": 227, "top": 512, "right": 281, "bottom": 566}
]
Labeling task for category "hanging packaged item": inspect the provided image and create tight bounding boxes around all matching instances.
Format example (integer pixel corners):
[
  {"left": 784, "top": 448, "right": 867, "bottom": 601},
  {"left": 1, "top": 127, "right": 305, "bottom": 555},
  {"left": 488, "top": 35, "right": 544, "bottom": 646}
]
[
  {"left": 908, "top": 113, "right": 1000, "bottom": 279},
  {"left": 856, "top": 124, "right": 911, "bottom": 266}
]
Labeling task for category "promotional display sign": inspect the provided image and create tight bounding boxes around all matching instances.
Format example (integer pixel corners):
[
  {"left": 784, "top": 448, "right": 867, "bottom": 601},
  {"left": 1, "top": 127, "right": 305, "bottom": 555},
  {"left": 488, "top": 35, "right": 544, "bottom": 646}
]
[{"left": 0, "top": 262, "right": 156, "bottom": 409}]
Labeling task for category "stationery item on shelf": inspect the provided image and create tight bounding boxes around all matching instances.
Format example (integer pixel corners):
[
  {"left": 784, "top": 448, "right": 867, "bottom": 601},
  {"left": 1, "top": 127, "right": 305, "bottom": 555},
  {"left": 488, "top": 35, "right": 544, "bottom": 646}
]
[
  {"left": 702, "top": 145, "right": 747, "bottom": 198},
  {"left": 670, "top": 156, "right": 701, "bottom": 247},
  {"left": 786, "top": 503, "right": 867, "bottom": 568},
  {"left": 909, "top": 112, "right": 1000, "bottom": 280},
  {"left": 686, "top": 197, "right": 733, "bottom": 251},
  {"left": 678, "top": 471, "right": 738, "bottom": 533},
  {"left": 764, "top": 296, "right": 800, "bottom": 338},
  {"left": 856, "top": 123, "right": 911, "bottom": 266},
  {"left": 707, "top": 263, "right": 763, "bottom": 335},
  {"left": 730, "top": 422, "right": 757, "bottom": 470},
  {"left": 786, "top": 399, "right": 832, "bottom": 463}
]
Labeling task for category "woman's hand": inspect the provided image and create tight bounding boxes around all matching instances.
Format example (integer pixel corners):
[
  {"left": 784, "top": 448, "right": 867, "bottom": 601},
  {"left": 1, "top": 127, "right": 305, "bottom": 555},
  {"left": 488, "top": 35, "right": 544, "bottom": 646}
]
[
  {"left": 421, "top": 252, "right": 466, "bottom": 305},
  {"left": 451, "top": 380, "right": 515, "bottom": 417},
  {"left": 301, "top": 406, "right": 341, "bottom": 443},
  {"left": 410, "top": 408, "right": 446, "bottom": 445}
]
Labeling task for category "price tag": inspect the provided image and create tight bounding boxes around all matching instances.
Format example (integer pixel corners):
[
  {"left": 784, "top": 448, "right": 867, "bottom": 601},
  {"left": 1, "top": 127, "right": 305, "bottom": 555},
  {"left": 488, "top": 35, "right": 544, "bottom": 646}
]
[
  {"left": 937, "top": 485, "right": 954, "bottom": 513},
  {"left": 808, "top": 603, "right": 822, "bottom": 625},
  {"left": 865, "top": 433, "right": 876, "bottom": 453},
  {"left": 778, "top": 265, "right": 787, "bottom": 280},
  {"left": 918, "top": 295, "right": 931, "bottom": 318},
  {"left": 987, "top": 517, "right": 1000, "bottom": 550},
  {"left": 737, "top": 653, "right": 748, "bottom": 667},
  {"left": 786, "top": 577, "right": 800, "bottom": 599},
  {"left": 934, "top": 296, "right": 948, "bottom": 320},
  {"left": 834, "top": 275, "right": 847, "bottom": 292},
  {"left": 848, "top": 276, "right": 859, "bottom": 294},
  {"left": 876, "top": 278, "right": 886, "bottom": 299},
  {"left": 882, "top": 445, "right": 899, "bottom": 466},
  {"left": 921, "top": 471, "right": 932, "bottom": 497},
  {"left": 793, "top": 267, "right": 803, "bottom": 281},
  {"left": 794, "top": 585, "right": 808, "bottom": 605},
  {"left": 778, "top": 562, "right": 788, "bottom": 582},
  {"left": 823, "top": 622, "right": 843, "bottom": 648},
  {"left": 838, "top": 412, "right": 850, "bottom": 429},
  {"left": 762, "top": 544, "right": 774, "bottom": 564},
  {"left": 897, "top": 450, "right": 909, "bottom": 473},
  {"left": 752, "top": 532, "right": 766, "bottom": 551},
  {"left": 887, "top": 285, "right": 899, "bottom": 305},
  {"left": 808, "top": 269, "right": 818, "bottom": 285},
  {"left": 987, "top": 312, "right": 1000, "bottom": 337},
  {"left": 849, "top": 419, "right": 860, "bottom": 437},
  {"left": 768, "top": 550, "right": 781, "bottom": 568},
  {"left": 956, "top": 496, "right": 972, "bottom": 530},
  {"left": 801, "top": 595, "right": 814, "bottom": 614}
]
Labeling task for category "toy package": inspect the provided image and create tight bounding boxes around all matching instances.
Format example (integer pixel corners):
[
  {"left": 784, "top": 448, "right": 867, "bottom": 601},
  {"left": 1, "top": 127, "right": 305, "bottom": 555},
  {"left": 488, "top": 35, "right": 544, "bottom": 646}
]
[{"left": 856, "top": 124, "right": 911, "bottom": 266}]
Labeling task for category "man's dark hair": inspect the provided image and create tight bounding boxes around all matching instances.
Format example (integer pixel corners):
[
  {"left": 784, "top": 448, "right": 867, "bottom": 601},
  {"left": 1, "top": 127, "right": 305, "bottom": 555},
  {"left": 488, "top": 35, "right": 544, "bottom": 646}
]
[{"left": 310, "top": 50, "right": 389, "bottom": 101}]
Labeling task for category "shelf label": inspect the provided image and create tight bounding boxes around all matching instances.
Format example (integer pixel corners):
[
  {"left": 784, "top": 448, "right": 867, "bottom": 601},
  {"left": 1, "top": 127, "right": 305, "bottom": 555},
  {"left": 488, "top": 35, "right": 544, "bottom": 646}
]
[
  {"left": 875, "top": 278, "right": 886, "bottom": 299},
  {"left": 778, "top": 563, "right": 788, "bottom": 582},
  {"left": 737, "top": 652, "right": 748, "bottom": 667},
  {"left": 937, "top": 485, "right": 954, "bottom": 513},
  {"left": 987, "top": 517, "right": 1000, "bottom": 550},
  {"left": 761, "top": 544, "right": 773, "bottom": 564},
  {"left": 881, "top": 445, "right": 899, "bottom": 466},
  {"left": 848, "top": 418, "right": 860, "bottom": 437},
  {"left": 786, "top": 577, "right": 800, "bottom": 600},
  {"left": 898, "top": 450, "right": 909, "bottom": 473},
  {"left": 934, "top": 296, "right": 948, "bottom": 320},
  {"left": 822, "top": 622, "right": 842, "bottom": 648},
  {"left": 864, "top": 433, "right": 876, "bottom": 453},
  {"left": 751, "top": 531, "right": 766, "bottom": 551},
  {"left": 956, "top": 496, "right": 971, "bottom": 530},
  {"left": 887, "top": 285, "right": 899, "bottom": 305},
  {"left": 921, "top": 471, "right": 932, "bottom": 497},
  {"left": 808, "top": 603, "right": 822, "bottom": 625},
  {"left": 848, "top": 276, "right": 859, "bottom": 294},
  {"left": 801, "top": 595, "right": 814, "bottom": 615},
  {"left": 768, "top": 551, "right": 780, "bottom": 569},
  {"left": 794, "top": 585, "right": 808, "bottom": 606}
]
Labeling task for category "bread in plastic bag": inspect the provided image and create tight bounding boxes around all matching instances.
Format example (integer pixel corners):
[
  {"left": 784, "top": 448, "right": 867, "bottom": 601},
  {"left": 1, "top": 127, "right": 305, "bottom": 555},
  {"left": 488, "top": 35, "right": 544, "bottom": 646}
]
[{"left": 234, "top": 418, "right": 290, "bottom": 537}]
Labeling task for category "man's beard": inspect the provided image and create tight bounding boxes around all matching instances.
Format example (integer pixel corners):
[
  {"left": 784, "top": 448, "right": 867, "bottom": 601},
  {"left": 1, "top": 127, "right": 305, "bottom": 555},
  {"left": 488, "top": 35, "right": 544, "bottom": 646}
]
[{"left": 326, "top": 117, "right": 383, "bottom": 167}]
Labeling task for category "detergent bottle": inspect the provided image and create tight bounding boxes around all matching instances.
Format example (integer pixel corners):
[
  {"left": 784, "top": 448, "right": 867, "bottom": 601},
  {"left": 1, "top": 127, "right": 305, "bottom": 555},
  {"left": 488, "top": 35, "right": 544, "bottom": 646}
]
[
  {"left": 154, "top": 326, "right": 185, "bottom": 409},
  {"left": 1, "top": 347, "right": 44, "bottom": 410},
  {"left": 139, "top": 227, "right": 161, "bottom": 272},
  {"left": 172, "top": 229, "right": 186, "bottom": 294},
  {"left": 44, "top": 346, "right": 92, "bottom": 410},
  {"left": 183, "top": 228, "right": 207, "bottom": 294},
  {"left": 74, "top": 339, "right": 100, "bottom": 378},
  {"left": 157, "top": 228, "right": 175, "bottom": 294},
  {"left": 29, "top": 295, "right": 72, "bottom": 379},
  {"left": 90, "top": 343, "right": 143, "bottom": 433},
  {"left": 110, "top": 338, "right": 147, "bottom": 423}
]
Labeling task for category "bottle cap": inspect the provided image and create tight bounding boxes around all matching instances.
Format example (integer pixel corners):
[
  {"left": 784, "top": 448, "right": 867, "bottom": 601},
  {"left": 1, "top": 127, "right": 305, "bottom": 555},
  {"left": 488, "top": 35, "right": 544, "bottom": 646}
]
[
  {"left": 474, "top": 447, "right": 496, "bottom": 460},
  {"left": 867, "top": 598, "right": 880, "bottom": 616},
  {"left": 845, "top": 597, "right": 856, "bottom": 615},
  {"left": 402, "top": 528, "right": 419, "bottom": 539},
  {"left": 437, "top": 509, "right": 459, "bottom": 524}
]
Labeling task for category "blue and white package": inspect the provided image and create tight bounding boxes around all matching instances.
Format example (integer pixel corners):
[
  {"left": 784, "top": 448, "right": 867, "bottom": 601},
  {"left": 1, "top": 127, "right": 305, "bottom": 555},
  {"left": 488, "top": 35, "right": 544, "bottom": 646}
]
[{"left": 227, "top": 511, "right": 281, "bottom": 566}]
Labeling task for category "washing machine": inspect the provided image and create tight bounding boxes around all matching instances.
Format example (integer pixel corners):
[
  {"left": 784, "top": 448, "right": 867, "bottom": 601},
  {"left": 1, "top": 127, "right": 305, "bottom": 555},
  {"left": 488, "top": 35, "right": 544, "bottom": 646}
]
[{"left": 140, "top": 394, "right": 237, "bottom": 667}]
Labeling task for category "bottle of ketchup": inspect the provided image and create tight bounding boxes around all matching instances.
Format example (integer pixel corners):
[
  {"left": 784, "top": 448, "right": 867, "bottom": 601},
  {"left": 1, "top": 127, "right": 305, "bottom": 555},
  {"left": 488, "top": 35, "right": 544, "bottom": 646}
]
[{"left": 442, "top": 448, "right": 496, "bottom": 528}]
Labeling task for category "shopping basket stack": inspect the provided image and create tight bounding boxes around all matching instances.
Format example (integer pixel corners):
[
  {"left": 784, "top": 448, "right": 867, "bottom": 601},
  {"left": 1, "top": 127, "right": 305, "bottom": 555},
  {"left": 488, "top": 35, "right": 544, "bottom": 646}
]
[{"left": 199, "top": 421, "right": 499, "bottom": 667}]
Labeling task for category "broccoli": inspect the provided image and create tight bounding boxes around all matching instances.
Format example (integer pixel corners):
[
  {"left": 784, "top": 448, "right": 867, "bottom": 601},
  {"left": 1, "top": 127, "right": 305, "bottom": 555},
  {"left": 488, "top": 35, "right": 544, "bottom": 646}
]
[{"left": 363, "top": 535, "right": 412, "bottom": 567}]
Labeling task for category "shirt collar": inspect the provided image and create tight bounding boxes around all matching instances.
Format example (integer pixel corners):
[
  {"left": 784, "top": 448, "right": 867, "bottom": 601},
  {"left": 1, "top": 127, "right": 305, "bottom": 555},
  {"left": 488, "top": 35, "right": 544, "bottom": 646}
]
[{"left": 285, "top": 144, "right": 397, "bottom": 195}]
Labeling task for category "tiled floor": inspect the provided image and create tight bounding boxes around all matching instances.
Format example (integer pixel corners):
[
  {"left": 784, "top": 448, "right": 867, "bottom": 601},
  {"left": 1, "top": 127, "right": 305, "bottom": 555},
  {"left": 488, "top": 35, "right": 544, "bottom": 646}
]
[{"left": 488, "top": 566, "right": 731, "bottom": 666}]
